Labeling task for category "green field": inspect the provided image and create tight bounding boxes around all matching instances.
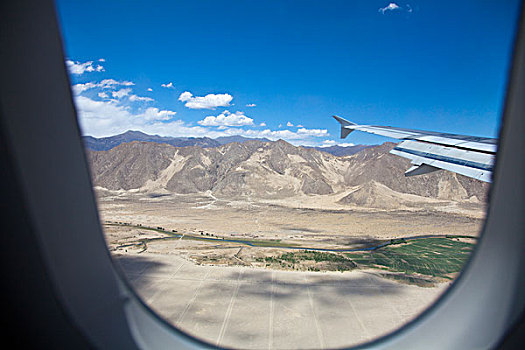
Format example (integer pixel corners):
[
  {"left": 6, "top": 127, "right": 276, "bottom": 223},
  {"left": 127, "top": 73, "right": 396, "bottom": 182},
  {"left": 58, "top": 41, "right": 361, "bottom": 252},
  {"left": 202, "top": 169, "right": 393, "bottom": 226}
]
[
  {"left": 258, "top": 250, "right": 357, "bottom": 272},
  {"left": 347, "top": 237, "right": 475, "bottom": 279},
  {"left": 107, "top": 222, "right": 299, "bottom": 248},
  {"left": 108, "top": 222, "right": 477, "bottom": 282}
]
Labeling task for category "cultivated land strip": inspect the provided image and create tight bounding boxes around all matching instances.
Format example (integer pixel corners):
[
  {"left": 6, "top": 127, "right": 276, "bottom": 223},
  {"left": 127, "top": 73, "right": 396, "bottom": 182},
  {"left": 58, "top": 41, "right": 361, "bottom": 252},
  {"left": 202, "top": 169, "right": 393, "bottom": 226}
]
[
  {"left": 107, "top": 222, "right": 477, "bottom": 286},
  {"left": 108, "top": 222, "right": 476, "bottom": 253}
]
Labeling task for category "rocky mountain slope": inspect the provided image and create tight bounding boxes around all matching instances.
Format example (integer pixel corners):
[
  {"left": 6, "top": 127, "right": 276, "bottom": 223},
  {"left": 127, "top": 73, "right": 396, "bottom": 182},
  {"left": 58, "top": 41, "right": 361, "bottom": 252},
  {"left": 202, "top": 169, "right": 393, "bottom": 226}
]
[
  {"left": 215, "top": 135, "right": 271, "bottom": 145},
  {"left": 340, "top": 143, "right": 488, "bottom": 202},
  {"left": 308, "top": 144, "right": 373, "bottom": 157},
  {"left": 83, "top": 130, "right": 371, "bottom": 157},
  {"left": 87, "top": 140, "right": 489, "bottom": 203},
  {"left": 83, "top": 130, "right": 220, "bottom": 151}
]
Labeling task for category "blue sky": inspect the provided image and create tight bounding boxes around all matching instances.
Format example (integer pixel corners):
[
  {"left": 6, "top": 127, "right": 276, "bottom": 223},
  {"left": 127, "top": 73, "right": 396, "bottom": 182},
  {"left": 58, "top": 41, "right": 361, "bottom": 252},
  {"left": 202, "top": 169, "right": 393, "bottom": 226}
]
[{"left": 56, "top": 0, "right": 520, "bottom": 146}]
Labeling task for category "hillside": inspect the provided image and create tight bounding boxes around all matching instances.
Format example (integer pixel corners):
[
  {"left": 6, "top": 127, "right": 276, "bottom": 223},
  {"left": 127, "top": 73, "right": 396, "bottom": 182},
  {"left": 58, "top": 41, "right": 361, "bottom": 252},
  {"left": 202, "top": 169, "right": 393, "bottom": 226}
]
[
  {"left": 310, "top": 144, "right": 373, "bottom": 156},
  {"left": 87, "top": 140, "right": 489, "bottom": 204},
  {"left": 83, "top": 130, "right": 374, "bottom": 157},
  {"left": 341, "top": 142, "right": 488, "bottom": 202},
  {"left": 83, "top": 130, "right": 220, "bottom": 151},
  {"left": 215, "top": 135, "right": 271, "bottom": 145}
]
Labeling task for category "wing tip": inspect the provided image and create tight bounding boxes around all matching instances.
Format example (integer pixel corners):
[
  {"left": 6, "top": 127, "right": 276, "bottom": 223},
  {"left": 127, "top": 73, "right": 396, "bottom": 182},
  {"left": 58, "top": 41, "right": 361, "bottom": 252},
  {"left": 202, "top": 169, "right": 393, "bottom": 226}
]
[
  {"left": 332, "top": 115, "right": 356, "bottom": 139},
  {"left": 332, "top": 115, "right": 356, "bottom": 126}
]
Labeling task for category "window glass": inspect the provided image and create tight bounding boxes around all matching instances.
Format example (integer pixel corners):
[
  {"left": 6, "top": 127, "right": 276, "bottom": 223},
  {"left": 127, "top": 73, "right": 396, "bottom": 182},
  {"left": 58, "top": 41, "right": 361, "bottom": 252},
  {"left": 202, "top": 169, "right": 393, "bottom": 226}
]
[{"left": 57, "top": 1, "right": 520, "bottom": 348}]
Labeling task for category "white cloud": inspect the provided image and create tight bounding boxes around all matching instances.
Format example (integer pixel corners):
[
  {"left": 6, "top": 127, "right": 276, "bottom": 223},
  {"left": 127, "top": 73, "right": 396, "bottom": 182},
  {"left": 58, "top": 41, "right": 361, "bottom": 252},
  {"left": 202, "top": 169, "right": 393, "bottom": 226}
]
[
  {"left": 129, "top": 94, "right": 154, "bottom": 102},
  {"left": 69, "top": 64, "right": 330, "bottom": 145},
  {"left": 286, "top": 121, "right": 294, "bottom": 127},
  {"left": 66, "top": 59, "right": 105, "bottom": 75},
  {"left": 246, "top": 103, "right": 256, "bottom": 107},
  {"left": 178, "top": 91, "right": 193, "bottom": 101},
  {"left": 296, "top": 128, "right": 329, "bottom": 137},
  {"left": 98, "top": 79, "right": 120, "bottom": 88},
  {"left": 161, "top": 82, "right": 174, "bottom": 89},
  {"left": 74, "top": 95, "right": 188, "bottom": 137},
  {"left": 178, "top": 91, "right": 233, "bottom": 109},
  {"left": 297, "top": 124, "right": 304, "bottom": 128},
  {"left": 379, "top": 2, "right": 400, "bottom": 14},
  {"left": 320, "top": 140, "right": 337, "bottom": 147},
  {"left": 74, "top": 96, "right": 132, "bottom": 135},
  {"left": 99, "top": 79, "right": 134, "bottom": 89},
  {"left": 278, "top": 124, "right": 283, "bottom": 128},
  {"left": 75, "top": 94, "right": 331, "bottom": 145},
  {"left": 319, "top": 140, "right": 355, "bottom": 148},
  {"left": 142, "top": 107, "right": 176, "bottom": 121},
  {"left": 98, "top": 58, "right": 105, "bottom": 62},
  {"left": 198, "top": 110, "right": 254, "bottom": 127},
  {"left": 217, "top": 127, "right": 329, "bottom": 144},
  {"left": 111, "top": 88, "right": 132, "bottom": 99},
  {"left": 72, "top": 82, "right": 97, "bottom": 95},
  {"left": 72, "top": 79, "right": 136, "bottom": 96}
]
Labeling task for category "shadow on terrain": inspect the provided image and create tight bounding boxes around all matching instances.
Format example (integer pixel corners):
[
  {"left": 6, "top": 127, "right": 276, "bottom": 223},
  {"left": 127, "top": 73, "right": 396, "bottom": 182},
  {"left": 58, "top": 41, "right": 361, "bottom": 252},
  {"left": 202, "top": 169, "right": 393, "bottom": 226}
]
[
  {"left": 218, "top": 270, "right": 405, "bottom": 302},
  {"left": 109, "top": 254, "right": 436, "bottom": 348},
  {"left": 364, "top": 271, "right": 437, "bottom": 288},
  {"left": 111, "top": 254, "right": 167, "bottom": 291},
  {"left": 148, "top": 193, "right": 171, "bottom": 198},
  {"left": 172, "top": 270, "right": 413, "bottom": 347},
  {"left": 343, "top": 237, "right": 384, "bottom": 247},
  {"left": 114, "top": 254, "right": 407, "bottom": 302},
  {"left": 277, "top": 225, "right": 323, "bottom": 233}
]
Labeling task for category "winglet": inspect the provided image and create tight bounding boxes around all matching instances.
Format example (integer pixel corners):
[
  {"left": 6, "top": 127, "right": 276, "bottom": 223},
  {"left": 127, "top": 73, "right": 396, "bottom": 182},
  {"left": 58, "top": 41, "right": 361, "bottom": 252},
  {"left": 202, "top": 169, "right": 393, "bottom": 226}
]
[
  {"left": 404, "top": 163, "right": 440, "bottom": 177},
  {"left": 332, "top": 115, "right": 356, "bottom": 139}
]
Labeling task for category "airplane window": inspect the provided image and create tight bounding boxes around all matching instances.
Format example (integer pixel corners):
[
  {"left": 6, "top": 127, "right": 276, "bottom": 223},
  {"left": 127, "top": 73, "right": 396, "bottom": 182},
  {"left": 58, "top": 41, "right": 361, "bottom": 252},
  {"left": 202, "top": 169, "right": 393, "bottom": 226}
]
[{"left": 56, "top": 1, "right": 520, "bottom": 348}]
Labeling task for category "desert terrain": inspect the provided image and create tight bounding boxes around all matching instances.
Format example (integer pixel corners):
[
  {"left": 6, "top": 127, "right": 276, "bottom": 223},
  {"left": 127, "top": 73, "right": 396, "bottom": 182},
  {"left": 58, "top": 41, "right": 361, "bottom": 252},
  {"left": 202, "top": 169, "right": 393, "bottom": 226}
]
[
  {"left": 90, "top": 138, "right": 487, "bottom": 348},
  {"left": 98, "top": 190, "right": 483, "bottom": 349}
]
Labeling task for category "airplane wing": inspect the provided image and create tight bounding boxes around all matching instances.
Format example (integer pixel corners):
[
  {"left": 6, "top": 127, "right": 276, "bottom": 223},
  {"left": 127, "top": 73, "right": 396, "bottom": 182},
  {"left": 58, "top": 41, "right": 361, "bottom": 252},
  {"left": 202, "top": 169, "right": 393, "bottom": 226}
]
[{"left": 333, "top": 115, "right": 496, "bottom": 183}]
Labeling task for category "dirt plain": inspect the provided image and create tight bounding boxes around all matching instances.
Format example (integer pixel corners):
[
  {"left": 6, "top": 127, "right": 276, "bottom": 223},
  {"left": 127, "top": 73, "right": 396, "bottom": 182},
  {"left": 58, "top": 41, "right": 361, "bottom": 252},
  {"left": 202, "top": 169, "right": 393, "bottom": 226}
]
[{"left": 99, "top": 191, "right": 484, "bottom": 348}]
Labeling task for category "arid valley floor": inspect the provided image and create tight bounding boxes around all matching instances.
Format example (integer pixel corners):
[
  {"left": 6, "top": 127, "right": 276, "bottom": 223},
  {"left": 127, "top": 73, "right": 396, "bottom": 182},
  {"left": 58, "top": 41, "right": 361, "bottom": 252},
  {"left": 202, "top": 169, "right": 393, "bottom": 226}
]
[{"left": 99, "top": 191, "right": 484, "bottom": 349}]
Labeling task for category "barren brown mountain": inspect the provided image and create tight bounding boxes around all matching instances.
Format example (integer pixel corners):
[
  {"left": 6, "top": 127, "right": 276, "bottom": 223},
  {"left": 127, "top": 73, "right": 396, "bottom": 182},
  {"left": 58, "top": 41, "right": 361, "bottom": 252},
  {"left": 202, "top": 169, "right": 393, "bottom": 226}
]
[{"left": 87, "top": 140, "right": 488, "bottom": 203}]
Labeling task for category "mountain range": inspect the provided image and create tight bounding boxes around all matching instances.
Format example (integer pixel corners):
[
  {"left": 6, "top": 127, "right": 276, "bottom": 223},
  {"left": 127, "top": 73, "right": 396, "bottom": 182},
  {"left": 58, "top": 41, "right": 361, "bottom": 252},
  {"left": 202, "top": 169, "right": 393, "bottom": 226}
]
[
  {"left": 87, "top": 139, "right": 488, "bottom": 206},
  {"left": 83, "top": 130, "right": 220, "bottom": 151},
  {"left": 83, "top": 131, "right": 369, "bottom": 157}
]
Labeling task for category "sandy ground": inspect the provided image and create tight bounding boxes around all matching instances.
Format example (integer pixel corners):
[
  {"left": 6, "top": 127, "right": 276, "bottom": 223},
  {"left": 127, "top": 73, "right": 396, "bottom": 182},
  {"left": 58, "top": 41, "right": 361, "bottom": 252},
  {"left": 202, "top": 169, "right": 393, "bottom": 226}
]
[
  {"left": 98, "top": 192, "right": 484, "bottom": 242},
  {"left": 114, "top": 251, "right": 450, "bottom": 349},
  {"left": 99, "top": 192, "right": 484, "bottom": 348}
]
